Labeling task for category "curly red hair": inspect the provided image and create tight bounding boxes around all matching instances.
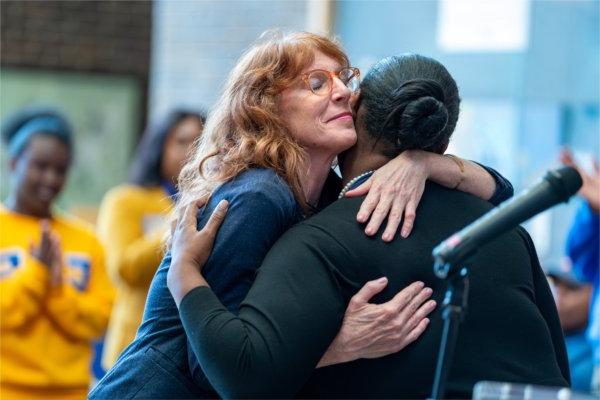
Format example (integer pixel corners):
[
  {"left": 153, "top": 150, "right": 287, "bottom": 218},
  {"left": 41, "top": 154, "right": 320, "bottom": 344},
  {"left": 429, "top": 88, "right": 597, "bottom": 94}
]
[{"left": 175, "top": 31, "right": 349, "bottom": 223}]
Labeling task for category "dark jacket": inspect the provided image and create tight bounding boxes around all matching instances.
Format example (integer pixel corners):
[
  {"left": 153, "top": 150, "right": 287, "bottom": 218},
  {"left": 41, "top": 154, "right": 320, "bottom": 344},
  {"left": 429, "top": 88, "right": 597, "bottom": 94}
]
[{"left": 178, "top": 182, "right": 569, "bottom": 399}]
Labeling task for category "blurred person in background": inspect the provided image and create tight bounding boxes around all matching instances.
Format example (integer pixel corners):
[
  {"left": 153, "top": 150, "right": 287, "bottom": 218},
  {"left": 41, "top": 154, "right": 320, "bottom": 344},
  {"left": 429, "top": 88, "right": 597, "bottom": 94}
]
[
  {"left": 96, "top": 109, "right": 206, "bottom": 371},
  {"left": 0, "top": 108, "right": 114, "bottom": 400},
  {"left": 560, "top": 148, "right": 600, "bottom": 395}
]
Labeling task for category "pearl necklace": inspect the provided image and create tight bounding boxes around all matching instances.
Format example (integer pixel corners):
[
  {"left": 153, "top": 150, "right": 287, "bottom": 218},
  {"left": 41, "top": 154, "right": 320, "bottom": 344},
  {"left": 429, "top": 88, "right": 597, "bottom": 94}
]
[{"left": 338, "top": 170, "right": 374, "bottom": 199}]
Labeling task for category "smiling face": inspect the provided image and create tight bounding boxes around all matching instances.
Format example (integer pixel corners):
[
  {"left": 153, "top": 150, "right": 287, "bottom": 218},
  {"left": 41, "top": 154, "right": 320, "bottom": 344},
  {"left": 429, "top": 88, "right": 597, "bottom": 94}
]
[
  {"left": 10, "top": 134, "right": 71, "bottom": 218},
  {"left": 160, "top": 116, "right": 204, "bottom": 183},
  {"left": 278, "top": 51, "right": 357, "bottom": 159}
]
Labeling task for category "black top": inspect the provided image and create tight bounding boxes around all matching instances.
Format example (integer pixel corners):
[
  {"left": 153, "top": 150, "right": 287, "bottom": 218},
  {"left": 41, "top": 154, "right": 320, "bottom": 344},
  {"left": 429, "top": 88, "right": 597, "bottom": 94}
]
[{"left": 179, "top": 182, "right": 569, "bottom": 399}]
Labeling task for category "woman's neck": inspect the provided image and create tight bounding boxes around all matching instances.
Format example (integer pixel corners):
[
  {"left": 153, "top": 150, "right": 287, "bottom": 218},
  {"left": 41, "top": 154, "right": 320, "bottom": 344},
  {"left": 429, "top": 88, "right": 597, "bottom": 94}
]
[
  {"left": 300, "top": 153, "right": 336, "bottom": 207},
  {"left": 340, "top": 145, "right": 389, "bottom": 186}
]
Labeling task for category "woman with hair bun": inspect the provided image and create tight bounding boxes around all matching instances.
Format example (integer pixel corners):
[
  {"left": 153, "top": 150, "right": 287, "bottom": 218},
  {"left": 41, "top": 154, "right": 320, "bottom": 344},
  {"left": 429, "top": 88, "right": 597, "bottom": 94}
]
[
  {"left": 0, "top": 108, "right": 114, "bottom": 400},
  {"left": 360, "top": 54, "right": 460, "bottom": 155},
  {"left": 92, "top": 33, "right": 511, "bottom": 399},
  {"left": 166, "top": 53, "right": 567, "bottom": 398}
]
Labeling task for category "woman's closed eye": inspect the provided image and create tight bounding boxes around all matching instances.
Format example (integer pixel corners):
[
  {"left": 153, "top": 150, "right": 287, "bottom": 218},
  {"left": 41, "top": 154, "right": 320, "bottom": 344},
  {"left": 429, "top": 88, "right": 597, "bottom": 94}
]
[{"left": 309, "top": 74, "right": 327, "bottom": 92}]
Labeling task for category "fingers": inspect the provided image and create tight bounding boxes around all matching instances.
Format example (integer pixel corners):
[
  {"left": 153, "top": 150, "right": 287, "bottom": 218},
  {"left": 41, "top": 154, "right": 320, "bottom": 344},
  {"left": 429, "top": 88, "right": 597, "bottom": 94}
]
[
  {"left": 180, "top": 200, "right": 201, "bottom": 232},
  {"left": 49, "top": 234, "right": 63, "bottom": 286},
  {"left": 40, "top": 219, "right": 50, "bottom": 232},
  {"left": 179, "top": 198, "right": 227, "bottom": 236},
  {"left": 35, "top": 220, "right": 54, "bottom": 266},
  {"left": 194, "top": 196, "right": 210, "bottom": 209},
  {"left": 346, "top": 178, "right": 372, "bottom": 198},
  {"left": 398, "top": 286, "right": 434, "bottom": 321},
  {"left": 399, "top": 201, "right": 417, "bottom": 239},
  {"left": 356, "top": 185, "right": 380, "bottom": 223},
  {"left": 48, "top": 232, "right": 61, "bottom": 266},
  {"left": 40, "top": 219, "right": 51, "bottom": 248},
  {"left": 49, "top": 232, "right": 59, "bottom": 252},
  {"left": 400, "top": 318, "right": 430, "bottom": 348},
  {"left": 202, "top": 200, "right": 229, "bottom": 237},
  {"left": 363, "top": 309, "right": 434, "bottom": 358},
  {"left": 348, "top": 277, "right": 388, "bottom": 308},
  {"left": 404, "top": 299, "right": 436, "bottom": 332},
  {"left": 390, "top": 299, "right": 436, "bottom": 353},
  {"left": 369, "top": 317, "right": 432, "bottom": 357},
  {"left": 386, "top": 281, "right": 426, "bottom": 311},
  {"left": 51, "top": 233, "right": 62, "bottom": 259},
  {"left": 381, "top": 198, "right": 406, "bottom": 242},
  {"left": 364, "top": 194, "right": 393, "bottom": 236}
]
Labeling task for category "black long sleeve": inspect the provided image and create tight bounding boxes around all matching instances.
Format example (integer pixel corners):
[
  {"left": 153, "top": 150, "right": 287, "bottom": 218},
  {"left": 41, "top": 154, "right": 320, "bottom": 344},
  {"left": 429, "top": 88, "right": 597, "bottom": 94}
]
[
  {"left": 474, "top": 162, "right": 514, "bottom": 205},
  {"left": 178, "top": 225, "right": 349, "bottom": 398},
  {"left": 516, "top": 227, "right": 571, "bottom": 385}
]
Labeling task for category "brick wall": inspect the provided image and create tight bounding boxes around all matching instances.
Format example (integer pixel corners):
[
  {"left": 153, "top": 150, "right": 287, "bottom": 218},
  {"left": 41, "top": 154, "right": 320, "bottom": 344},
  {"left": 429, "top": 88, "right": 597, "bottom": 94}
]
[
  {"left": 0, "top": 0, "right": 152, "bottom": 77},
  {"left": 0, "top": 1, "right": 151, "bottom": 206},
  {"left": 0, "top": 0, "right": 314, "bottom": 123}
]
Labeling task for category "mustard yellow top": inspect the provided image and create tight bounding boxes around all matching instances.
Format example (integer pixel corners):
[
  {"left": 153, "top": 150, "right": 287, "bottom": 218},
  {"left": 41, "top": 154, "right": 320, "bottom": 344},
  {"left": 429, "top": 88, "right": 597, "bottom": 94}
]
[
  {"left": 95, "top": 184, "right": 174, "bottom": 369},
  {"left": 0, "top": 205, "right": 114, "bottom": 400}
]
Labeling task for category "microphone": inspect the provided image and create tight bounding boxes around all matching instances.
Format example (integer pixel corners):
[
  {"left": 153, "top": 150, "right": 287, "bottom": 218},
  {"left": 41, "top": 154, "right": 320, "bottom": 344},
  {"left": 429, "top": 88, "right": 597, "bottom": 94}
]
[{"left": 432, "top": 166, "right": 582, "bottom": 279}]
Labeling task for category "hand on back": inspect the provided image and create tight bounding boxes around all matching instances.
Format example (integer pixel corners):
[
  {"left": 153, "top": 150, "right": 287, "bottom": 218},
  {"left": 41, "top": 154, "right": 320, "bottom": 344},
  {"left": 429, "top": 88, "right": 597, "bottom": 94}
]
[{"left": 30, "top": 220, "right": 63, "bottom": 287}]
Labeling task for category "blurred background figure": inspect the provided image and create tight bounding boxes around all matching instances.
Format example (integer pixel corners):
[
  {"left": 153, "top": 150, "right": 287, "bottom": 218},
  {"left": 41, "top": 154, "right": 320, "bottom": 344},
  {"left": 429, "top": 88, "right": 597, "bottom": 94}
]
[
  {"left": 559, "top": 149, "right": 600, "bottom": 395},
  {"left": 97, "top": 109, "right": 205, "bottom": 371},
  {"left": 0, "top": 108, "right": 114, "bottom": 400}
]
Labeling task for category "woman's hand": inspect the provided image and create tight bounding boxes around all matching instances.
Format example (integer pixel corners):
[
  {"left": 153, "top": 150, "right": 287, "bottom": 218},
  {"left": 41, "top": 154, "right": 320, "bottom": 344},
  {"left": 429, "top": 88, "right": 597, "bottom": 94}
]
[
  {"left": 30, "top": 220, "right": 55, "bottom": 268},
  {"left": 49, "top": 235, "right": 63, "bottom": 287},
  {"left": 30, "top": 220, "right": 63, "bottom": 287},
  {"left": 345, "top": 150, "right": 430, "bottom": 241},
  {"left": 167, "top": 199, "right": 229, "bottom": 306},
  {"left": 317, "top": 278, "right": 436, "bottom": 367}
]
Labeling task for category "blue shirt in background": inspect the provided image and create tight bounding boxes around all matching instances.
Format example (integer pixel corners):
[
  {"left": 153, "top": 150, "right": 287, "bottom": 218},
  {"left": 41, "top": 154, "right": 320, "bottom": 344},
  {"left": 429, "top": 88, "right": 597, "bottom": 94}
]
[{"left": 567, "top": 202, "right": 600, "bottom": 367}]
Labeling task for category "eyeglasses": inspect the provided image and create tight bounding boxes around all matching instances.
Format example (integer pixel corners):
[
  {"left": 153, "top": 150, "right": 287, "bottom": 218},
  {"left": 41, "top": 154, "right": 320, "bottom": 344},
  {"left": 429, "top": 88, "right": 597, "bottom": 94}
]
[{"left": 300, "top": 67, "right": 360, "bottom": 96}]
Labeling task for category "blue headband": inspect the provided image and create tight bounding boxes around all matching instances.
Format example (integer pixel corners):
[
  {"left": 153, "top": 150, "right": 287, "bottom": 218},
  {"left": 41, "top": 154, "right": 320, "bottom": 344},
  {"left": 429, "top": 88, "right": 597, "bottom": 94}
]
[{"left": 8, "top": 116, "right": 72, "bottom": 158}]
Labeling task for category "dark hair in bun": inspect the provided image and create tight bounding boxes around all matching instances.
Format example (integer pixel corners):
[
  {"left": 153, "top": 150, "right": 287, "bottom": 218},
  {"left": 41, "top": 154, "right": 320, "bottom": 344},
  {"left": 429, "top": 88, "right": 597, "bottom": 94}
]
[{"left": 360, "top": 54, "right": 460, "bottom": 157}]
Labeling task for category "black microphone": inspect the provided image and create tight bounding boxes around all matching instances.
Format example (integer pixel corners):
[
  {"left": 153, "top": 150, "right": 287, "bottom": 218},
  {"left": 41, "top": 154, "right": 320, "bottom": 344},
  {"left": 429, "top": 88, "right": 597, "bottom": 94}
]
[{"left": 432, "top": 166, "right": 582, "bottom": 279}]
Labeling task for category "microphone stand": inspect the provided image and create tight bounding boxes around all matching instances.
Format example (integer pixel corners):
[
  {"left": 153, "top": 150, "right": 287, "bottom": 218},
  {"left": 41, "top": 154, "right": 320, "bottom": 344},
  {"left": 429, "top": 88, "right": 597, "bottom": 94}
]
[
  {"left": 427, "top": 167, "right": 582, "bottom": 399},
  {"left": 430, "top": 265, "right": 470, "bottom": 400}
]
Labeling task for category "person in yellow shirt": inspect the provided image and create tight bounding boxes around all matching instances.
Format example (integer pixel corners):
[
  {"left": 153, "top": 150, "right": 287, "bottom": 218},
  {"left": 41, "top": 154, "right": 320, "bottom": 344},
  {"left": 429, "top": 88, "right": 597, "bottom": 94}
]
[
  {"left": 0, "top": 108, "right": 114, "bottom": 400},
  {"left": 96, "top": 109, "right": 205, "bottom": 370}
]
